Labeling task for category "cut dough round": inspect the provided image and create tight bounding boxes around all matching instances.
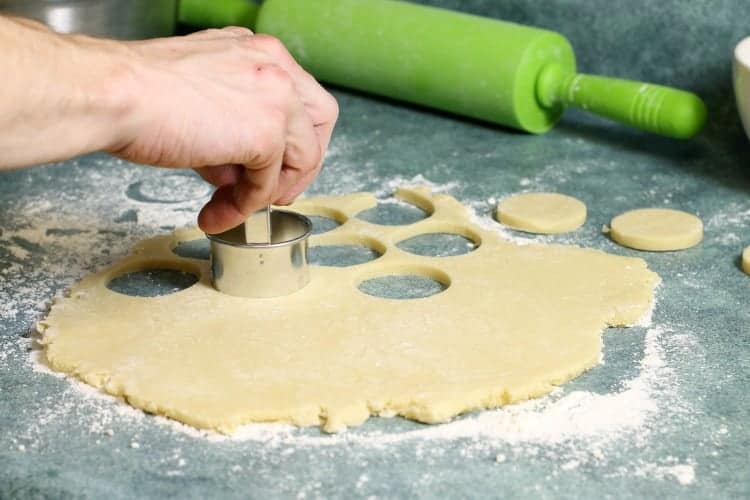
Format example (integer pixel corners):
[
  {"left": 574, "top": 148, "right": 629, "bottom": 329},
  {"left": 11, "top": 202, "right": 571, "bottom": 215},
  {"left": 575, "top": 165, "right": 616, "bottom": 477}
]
[
  {"left": 496, "top": 192, "right": 587, "bottom": 234},
  {"left": 609, "top": 208, "right": 703, "bottom": 251},
  {"left": 743, "top": 246, "right": 750, "bottom": 275}
]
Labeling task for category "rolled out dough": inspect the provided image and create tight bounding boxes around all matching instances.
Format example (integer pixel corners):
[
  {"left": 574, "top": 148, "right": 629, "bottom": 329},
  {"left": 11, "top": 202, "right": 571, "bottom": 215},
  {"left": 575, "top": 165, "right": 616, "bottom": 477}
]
[
  {"left": 496, "top": 192, "right": 587, "bottom": 234},
  {"left": 609, "top": 208, "right": 703, "bottom": 251},
  {"left": 38, "top": 188, "right": 659, "bottom": 433},
  {"left": 743, "top": 246, "right": 750, "bottom": 275}
]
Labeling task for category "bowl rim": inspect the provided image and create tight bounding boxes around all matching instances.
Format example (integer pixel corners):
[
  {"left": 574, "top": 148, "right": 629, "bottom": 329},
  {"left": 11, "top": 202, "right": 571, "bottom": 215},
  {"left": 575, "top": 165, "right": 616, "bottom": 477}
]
[{"left": 734, "top": 36, "right": 750, "bottom": 69}]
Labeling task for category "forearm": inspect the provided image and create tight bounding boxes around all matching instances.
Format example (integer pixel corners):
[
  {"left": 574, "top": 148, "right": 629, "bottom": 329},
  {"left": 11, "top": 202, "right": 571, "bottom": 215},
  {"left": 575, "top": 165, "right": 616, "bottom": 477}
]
[{"left": 0, "top": 16, "right": 133, "bottom": 169}]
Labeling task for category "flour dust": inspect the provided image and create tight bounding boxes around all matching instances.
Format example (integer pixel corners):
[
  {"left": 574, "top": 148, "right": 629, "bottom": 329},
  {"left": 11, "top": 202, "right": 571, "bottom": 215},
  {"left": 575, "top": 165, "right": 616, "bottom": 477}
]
[{"left": 1, "top": 153, "right": 703, "bottom": 487}]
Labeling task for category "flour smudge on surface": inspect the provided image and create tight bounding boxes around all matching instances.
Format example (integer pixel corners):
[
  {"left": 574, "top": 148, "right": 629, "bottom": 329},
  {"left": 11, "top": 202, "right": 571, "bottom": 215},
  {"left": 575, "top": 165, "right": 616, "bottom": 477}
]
[{"left": 1, "top": 151, "right": 722, "bottom": 489}]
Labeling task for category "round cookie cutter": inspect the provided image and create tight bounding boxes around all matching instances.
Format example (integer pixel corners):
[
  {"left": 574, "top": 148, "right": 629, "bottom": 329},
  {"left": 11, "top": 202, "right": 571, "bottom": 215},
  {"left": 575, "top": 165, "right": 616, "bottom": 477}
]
[{"left": 207, "top": 210, "right": 312, "bottom": 298}]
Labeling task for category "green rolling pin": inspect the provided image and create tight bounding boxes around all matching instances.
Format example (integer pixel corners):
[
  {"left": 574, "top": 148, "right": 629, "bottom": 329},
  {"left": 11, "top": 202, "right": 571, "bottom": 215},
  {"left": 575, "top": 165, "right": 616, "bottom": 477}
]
[{"left": 180, "top": 0, "right": 707, "bottom": 139}]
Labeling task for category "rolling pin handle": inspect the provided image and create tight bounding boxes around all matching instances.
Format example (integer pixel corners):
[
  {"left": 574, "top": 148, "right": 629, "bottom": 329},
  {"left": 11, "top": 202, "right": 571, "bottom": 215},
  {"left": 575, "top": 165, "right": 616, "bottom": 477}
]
[
  {"left": 537, "top": 64, "right": 707, "bottom": 139},
  {"left": 536, "top": 63, "right": 572, "bottom": 109}
]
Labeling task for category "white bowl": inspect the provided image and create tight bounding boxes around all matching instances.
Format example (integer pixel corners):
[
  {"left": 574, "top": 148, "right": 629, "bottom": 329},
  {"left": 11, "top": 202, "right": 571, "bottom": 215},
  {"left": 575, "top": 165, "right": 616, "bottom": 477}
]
[{"left": 734, "top": 37, "right": 750, "bottom": 141}]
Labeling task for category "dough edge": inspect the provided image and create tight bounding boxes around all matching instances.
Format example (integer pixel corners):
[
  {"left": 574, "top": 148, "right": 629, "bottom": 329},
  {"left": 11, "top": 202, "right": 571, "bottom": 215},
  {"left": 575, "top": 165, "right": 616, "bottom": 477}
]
[{"left": 39, "top": 305, "right": 604, "bottom": 434}]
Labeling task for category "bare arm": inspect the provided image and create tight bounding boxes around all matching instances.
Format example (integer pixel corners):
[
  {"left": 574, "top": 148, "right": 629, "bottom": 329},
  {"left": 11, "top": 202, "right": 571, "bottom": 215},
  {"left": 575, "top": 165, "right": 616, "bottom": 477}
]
[
  {"left": 0, "top": 17, "right": 339, "bottom": 234},
  {"left": 0, "top": 16, "right": 130, "bottom": 168}
]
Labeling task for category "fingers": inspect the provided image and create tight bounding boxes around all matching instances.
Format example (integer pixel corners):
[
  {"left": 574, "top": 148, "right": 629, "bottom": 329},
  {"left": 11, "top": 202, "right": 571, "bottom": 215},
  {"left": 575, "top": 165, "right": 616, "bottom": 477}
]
[
  {"left": 198, "top": 115, "right": 284, "bottom": 234},
  {"left": 249, "top": 35, "right": 339, "bottom": 120},
  {"left": 198, "top": 96, "right": 319, "bottom": 233},
  {"left": 193, "top": 31, "right": 338, "bottom": 172},
  {"left": 246, "top": 35, "right": 339, "bottom": 162},
  {"left": 275, "top": 101, "right": 321, "bottom": 196},
  {"left": 198, "top": 93, "right": 318, "bottom": 234},
  {"left": 276, "top": 165, "right": 321, "bottom": 205},
  {"left": 312, "top": 116, "right": 337, "bottom": 167},
  {"left": 186, "top": 32, "right": 337, "bottom": 232},
  {"left": 249, "top": 61, "right": 322, "bottom": 202},
  {"left": 195, "top": 164, "right": 243, "bottom": 187},
  {"left": 197, "top": 187, "right": 243, "bottom": 234},
  {"left": 198, "top": 152, "right": 282, "bottom": 234},
  {"left": 247, "top": 37, "right": 324, "bottom": 111}
]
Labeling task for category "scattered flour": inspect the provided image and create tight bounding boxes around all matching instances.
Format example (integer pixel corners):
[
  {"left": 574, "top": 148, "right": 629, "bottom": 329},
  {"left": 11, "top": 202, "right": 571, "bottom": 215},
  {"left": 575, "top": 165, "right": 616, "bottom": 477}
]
[
  {"left": 706, "top": 203, "right": 750, "bottom": 230},
  {"left": 374, "top": 174, "right": 461, "bottom": 199},
  {"left": 1, "top": 153, "right": 719, "bottom": 488},
  {"left": 629, "top": 461, "right": 696, "bottom": 486},
  {"left": 0, "top": 157, "right": 204, "bottom": 327},
  {"left": 706, "top": 203, "right": 750, "bottom": 251},
  {"left": 21, "top": 321, "right": 698, "bottom": 485}
]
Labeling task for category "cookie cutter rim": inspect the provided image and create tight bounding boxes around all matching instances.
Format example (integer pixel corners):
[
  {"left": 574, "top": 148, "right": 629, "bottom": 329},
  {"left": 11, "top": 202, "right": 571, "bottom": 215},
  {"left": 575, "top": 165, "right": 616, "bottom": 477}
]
[{"left": 206, "top": 210, "right": 313, "bottom": 298}]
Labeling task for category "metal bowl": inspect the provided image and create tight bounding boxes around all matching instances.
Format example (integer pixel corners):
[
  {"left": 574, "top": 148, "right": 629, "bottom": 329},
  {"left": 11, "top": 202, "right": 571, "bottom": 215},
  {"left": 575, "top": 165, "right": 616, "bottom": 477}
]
[{"left": 0, "top": 0, "right": 177, "bottom": 39}]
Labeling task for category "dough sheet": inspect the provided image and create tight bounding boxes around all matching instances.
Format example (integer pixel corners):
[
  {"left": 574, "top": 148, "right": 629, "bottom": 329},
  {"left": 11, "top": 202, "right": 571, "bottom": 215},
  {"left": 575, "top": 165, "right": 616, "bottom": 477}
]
[{"left": 39, "top": 188, "right": 659, "bottom": 433}]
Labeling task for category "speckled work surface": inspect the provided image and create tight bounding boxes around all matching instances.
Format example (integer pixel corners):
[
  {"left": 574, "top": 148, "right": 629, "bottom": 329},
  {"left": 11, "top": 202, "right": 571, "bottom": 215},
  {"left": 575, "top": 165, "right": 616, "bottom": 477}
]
[{"left": 1, "top": 0, "right": 749, "bottom": 498}]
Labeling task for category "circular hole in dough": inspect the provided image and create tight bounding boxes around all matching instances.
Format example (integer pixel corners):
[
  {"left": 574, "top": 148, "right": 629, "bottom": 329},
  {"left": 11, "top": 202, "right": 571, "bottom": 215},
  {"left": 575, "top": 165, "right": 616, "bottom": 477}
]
[
  {"left": 609, "top": 208, "right": 703, "bottom": 251},
  {"left": 397, "top": 232, "right": 478, "bottom": 257},
  {"left": 107, "top": 269, "right": 199, "bottom": 297},
  {"left": 307, "top": 215, "right": 342, "bottom": 235},
  {"left": 495, "top": 192, "right": 587, "bottom": 234},
  {"left": 742, "top": 246, "right": 750, "bottom": 275},
  {"left": 358, "top": 271, "right": 448, "bottom": 299},
  {"left": 309, "top": 241, "right": 383, "bottom": 267},
  {"left": 357, "top": 199, "right": 428, "bottom": 226},
  {"left": 125, "top": 172, "right": 211, "bottom": 204},
  {"left": 172, "top": 238, "right": 210, "bottom": 260}
]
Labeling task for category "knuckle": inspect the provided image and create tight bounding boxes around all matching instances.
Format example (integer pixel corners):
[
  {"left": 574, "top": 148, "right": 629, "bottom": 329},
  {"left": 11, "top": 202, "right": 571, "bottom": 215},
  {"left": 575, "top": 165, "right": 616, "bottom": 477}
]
[
  {"left": 251, "top": 34, "right": 289, "bottom": 58},
  {"left": 233, "top": 33, "right": 256, "bottom": 49},
  {"left": 201, "top": 28, "right": 224, "bottom": 37},
  {"left": 246, "top": 179, "right": 274, "bottom": 202},
  {"left": 310, "top": 145, "right": 323, "bottom": 171},
  {"left": 253, "top": 115, "right": 286, "bottom": 158},
  {"left": 309, "top": 143, "right": 324, "bottom": 168},
  {"left": 224, "top": 26, "right": 253, "bottom": 36},
  {"left": 297, "top": 142, "right": 323, "bottom": 170},
  {"left": 323, "top": 93, "right": 340, "bottom": 121}
]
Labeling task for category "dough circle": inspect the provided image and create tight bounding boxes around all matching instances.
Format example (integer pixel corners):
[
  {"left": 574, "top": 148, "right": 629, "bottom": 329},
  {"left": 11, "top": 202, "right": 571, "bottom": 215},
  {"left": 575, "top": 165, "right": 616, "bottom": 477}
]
[
  {"left": 496, "top": 192, "right": 587, "bottom": 234},
  {"left": 743, "top": 246, "right": 750, "bottom": 275},
  {"left": 39, "top": 188, "right": 658, "bottom": 434},
  {"left": 609, "top": 208, "right": 703, "bottom": 251}
]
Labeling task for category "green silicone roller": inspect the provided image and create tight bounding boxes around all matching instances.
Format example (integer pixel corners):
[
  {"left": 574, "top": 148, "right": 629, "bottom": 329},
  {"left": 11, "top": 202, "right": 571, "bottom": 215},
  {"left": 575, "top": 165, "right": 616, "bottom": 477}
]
[{"left": 180, "top": 0, "right": 707, "bottom": 139}]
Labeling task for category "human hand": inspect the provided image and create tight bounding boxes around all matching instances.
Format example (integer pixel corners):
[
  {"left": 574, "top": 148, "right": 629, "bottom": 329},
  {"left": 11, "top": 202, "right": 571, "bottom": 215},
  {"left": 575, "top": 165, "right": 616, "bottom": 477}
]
[{"left": 112, "top": 27, "right": 338, "bottom": 234}]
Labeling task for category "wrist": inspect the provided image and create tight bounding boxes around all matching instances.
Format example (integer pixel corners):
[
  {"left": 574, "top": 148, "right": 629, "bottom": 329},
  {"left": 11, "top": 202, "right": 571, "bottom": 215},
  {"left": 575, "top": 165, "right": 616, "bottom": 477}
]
[
  {"left": 69, "top": 36, "right": 143, "bottom": 155},
  {"left": 0, "top": 17, "right": 143, "bottom": 167}
]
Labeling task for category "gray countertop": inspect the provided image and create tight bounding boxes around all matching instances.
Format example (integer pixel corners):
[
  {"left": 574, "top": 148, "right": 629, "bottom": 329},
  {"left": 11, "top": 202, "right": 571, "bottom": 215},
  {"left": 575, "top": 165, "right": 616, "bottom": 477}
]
[{"left": 1, "top": 0, "right": 749, "bottom": 498}]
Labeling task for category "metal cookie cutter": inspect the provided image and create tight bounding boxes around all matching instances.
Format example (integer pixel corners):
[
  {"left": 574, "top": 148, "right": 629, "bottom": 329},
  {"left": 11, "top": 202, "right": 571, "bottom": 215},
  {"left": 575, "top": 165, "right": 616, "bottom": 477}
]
[{"left": 207, "top": 209, "right": 312, "bottom": 298}]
